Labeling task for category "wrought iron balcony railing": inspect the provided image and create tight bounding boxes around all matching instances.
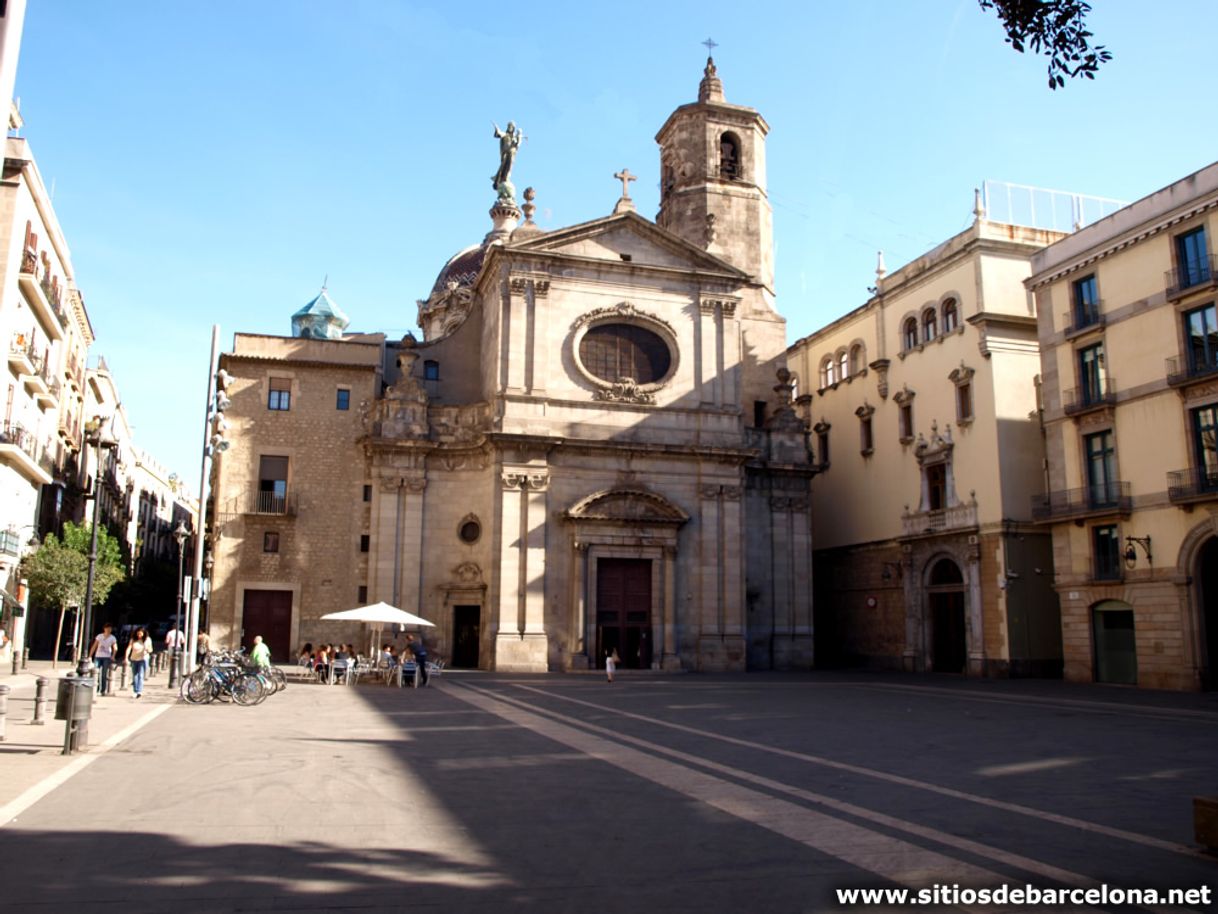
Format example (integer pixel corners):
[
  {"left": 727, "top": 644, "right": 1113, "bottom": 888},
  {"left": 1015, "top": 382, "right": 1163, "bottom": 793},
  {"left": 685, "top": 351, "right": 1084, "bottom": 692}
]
[
  {"left": 1061, "top": 305, "right": 1104, "bottom": 336},
  {"left": 1166, "top": 354, "right": 1218, "bottom": 386},
  {"left": 1167, "top": 466, "right": 1218, "bottom": 503},
  {"left": 1031, "top": 481, "right": 1131, "bottom": 521},
  {"left": 246, "top": 491, "right": 297, "bottom": 516},
  {"left": 1062, "top": 376, "right": 1117, "bottom": 415},
  {"left": 1165, "top": 254, "right": 1216, "bottom": 299}
]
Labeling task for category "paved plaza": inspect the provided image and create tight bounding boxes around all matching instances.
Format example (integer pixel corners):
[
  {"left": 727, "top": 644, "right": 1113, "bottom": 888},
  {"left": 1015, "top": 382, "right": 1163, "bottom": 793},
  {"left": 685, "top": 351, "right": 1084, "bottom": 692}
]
[{"left": 1, "top": 670, "right": 1216, "bottom": 912}]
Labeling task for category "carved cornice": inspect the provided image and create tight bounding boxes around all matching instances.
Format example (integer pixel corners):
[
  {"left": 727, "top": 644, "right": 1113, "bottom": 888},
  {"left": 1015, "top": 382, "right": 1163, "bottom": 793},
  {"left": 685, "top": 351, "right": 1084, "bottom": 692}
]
[
  {"left": 854, "top": 402, "right": 875, "bottom": 420},
  {"left": 698, "top": 295, "right": 740, "bottom": 316},
  {"left": 593, "top": 378, "right": 656, "bottom": 404},
  {"left": 948, "top": 361, "right": 975, "bottom": 385},
  {"left": 565, "top": 487, "right": 689, "bottom": 525},
  {"left": 893, "top": 384, "right": 916, "bottom": 407},
  {"left": 571, "top": 300, "right": 675, "bottom": 337}
]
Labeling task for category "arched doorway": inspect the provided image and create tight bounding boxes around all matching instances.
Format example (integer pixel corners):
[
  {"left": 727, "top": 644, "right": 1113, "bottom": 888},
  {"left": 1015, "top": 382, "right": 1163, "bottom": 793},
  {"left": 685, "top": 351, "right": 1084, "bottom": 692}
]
[
  {"left": 1092, "top": 599, "right": 1136, "bottom": 685},
  {"left": 927, "top": 558, "right": 966, "bottom": 673},
  {"left": 1198, "top": 537, "right": 1218, "bottom": 690}
]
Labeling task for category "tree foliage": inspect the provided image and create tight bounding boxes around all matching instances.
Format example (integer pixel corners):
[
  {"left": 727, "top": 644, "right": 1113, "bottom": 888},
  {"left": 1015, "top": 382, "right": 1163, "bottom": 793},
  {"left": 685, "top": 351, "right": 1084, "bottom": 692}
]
[
  {"left": 978, "top": 0, "right": 1112, "bottom": 89},
  {"left": 24, "top": 521, "right": 126, "bottom": 612}
]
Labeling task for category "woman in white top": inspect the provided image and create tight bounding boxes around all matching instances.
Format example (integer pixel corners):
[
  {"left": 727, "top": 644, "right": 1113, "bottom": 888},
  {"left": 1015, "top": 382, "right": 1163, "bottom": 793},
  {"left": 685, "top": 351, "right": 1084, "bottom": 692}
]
[{"left": 125, "top": 627, "right": 151, "bottom": 698}]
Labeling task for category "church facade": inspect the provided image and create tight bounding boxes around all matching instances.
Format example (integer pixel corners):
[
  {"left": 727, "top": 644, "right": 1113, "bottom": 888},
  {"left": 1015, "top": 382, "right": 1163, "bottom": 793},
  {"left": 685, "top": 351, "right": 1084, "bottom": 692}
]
[{"left": 207, "top": 61, "right": 816, "bottom": 672}]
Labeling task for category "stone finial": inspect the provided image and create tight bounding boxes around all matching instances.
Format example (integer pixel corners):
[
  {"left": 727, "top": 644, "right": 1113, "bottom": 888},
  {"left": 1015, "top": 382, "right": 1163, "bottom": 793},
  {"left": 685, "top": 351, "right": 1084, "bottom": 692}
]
[
  {"left": 522, "top": 186, "right": 537, "bottom": 223},
  {"left": 698, "top": 39, "right": 725, "bottom": 103},
  {"left": 973, "top": 187, "right": 986, "bottom": 223},
  {"left": 876, "top": 250, "right": 887, "bottom": 280},
  {"left": 613, "top": 168, "right": 637, "bottom": 214}
]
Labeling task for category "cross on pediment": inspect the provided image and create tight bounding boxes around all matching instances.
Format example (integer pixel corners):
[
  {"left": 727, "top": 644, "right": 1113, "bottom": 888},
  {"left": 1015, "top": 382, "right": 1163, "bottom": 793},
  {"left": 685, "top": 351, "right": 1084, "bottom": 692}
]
[
  {"left": 614, "top": 168, "right": 637, "bottom": 199},
  {"left": 702, "top": 37, "right": 717, "bottom": 56}
]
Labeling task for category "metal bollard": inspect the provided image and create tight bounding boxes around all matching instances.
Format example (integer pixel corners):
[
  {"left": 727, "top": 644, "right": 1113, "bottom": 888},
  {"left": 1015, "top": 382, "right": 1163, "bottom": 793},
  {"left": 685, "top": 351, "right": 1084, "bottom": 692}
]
[
  {"left": 119, "top": 662, "right": 128, "bottom": 691},
  {"left": 0, "top": 684, "right": 9, "bottom": 742},
  {"left": 61, "top": 680, "right": 76, "bottom": 755},
  {"left": 32, "top": 676, "right": 49, "bottom": 725}
]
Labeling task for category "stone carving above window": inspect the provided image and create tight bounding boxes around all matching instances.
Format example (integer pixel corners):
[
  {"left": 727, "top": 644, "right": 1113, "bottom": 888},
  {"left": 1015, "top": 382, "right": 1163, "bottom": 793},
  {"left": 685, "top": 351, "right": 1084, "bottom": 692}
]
[
  {"left": 565, "top": 487, "right": 689, "bottom": 526},
  {"left": 593, "top": 378, "right": 655, "bottom": 404}
]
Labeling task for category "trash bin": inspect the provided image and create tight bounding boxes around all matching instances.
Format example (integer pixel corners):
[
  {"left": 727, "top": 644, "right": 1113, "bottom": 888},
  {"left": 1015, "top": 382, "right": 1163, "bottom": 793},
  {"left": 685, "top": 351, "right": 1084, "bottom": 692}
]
[{"left": 54, "top": 676, "right": 95, "bottom": 721}]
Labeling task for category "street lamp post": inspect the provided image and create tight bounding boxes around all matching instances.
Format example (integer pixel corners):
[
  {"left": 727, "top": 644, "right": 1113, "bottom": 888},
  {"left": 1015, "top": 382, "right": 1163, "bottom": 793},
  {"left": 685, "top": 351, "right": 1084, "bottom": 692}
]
[
  {"left": 76, "top": 418, "right": 117, "bottom": 679},
  {"left": 169, "top": 520, "right": 189, "bottom": 689}
]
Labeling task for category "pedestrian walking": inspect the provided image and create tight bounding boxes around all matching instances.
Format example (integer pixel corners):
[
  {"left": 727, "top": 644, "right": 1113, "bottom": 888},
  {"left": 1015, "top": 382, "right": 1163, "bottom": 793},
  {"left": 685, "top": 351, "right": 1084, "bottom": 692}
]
[
  {"left": 250, "top": 635, "right": 271, "bottom": 669},
  {"left": 125, "top": 627, "right": 151, "bottom": 698},
  {"left": 91, "top": 623, "right": 118, "bottom": 694},
  {"left": 606, "top": 647, "right": 619, "bottom": 683}
]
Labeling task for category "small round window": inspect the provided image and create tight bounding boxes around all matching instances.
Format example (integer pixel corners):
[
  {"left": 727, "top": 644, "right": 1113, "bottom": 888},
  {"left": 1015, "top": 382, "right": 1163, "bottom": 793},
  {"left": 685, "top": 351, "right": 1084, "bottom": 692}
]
[
  {"left": 578, "top": 324, "right": 671, "bottom": 384},
  {"left": 458, "top": 519, "right": 481, "bottom": 544}
]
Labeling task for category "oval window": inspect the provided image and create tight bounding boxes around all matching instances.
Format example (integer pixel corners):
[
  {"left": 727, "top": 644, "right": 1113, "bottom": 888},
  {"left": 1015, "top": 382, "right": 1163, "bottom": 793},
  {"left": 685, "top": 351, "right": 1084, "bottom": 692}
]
[
  {"left": 459, "top": 519, "right": 481, "bottom": 544},
  {"left": 579, "top": 324, "right": 672, "bottom": 384}
]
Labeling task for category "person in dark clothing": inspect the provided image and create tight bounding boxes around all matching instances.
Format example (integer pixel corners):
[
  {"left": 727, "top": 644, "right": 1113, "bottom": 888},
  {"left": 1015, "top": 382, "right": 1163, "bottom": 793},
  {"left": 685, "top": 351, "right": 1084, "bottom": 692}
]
[{"left": 406, "top": 633, "right": 429, "bottom": 687}]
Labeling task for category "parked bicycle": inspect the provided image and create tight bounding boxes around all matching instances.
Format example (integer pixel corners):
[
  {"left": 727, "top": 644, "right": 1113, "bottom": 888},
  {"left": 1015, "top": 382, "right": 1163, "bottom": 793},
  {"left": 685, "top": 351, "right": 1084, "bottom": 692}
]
[{"left": 180, "top": 649, "right": 284, "bottom": 706}]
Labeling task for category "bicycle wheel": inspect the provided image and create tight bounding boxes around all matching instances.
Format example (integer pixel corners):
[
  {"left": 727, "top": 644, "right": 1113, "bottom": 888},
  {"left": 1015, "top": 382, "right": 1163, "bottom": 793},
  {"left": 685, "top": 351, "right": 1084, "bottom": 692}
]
[
  {"left": 269, "top": 667, "right": 286, "bottom": 693},
  {"left": 233, "top": 673, "right": 266, "bottom": 706},
  {"left": 181, "top": 669, "right": 215, "bottom": 704}
]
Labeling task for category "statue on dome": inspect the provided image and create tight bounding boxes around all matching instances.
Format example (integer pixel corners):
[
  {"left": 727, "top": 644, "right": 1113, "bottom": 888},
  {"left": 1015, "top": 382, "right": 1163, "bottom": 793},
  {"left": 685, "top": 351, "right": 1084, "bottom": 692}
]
[{"left": 491, "top": 121, "right": 523, "bottom": 204}]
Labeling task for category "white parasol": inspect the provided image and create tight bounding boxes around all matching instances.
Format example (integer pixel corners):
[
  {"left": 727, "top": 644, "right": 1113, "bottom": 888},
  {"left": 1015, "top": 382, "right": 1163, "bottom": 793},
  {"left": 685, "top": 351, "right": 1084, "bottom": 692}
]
[{"left": 320, "top": 602, "right": 435, "bottom": 660}]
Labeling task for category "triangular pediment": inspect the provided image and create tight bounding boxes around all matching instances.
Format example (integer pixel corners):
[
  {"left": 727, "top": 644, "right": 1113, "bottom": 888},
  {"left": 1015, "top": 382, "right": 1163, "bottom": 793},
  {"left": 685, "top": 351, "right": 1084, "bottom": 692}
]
[
  {"left": 564, "top": 487, "right": 690, "bottom": 526},
  {"left": 509, "top": 210, "right": 747, "bottom": 279}
]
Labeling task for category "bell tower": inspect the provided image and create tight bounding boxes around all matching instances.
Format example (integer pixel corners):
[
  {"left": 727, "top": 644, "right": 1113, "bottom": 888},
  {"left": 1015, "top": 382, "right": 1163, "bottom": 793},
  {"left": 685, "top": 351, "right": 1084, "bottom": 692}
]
[{"left": 655, "top": 53, "right": 774, "bottom": 293}]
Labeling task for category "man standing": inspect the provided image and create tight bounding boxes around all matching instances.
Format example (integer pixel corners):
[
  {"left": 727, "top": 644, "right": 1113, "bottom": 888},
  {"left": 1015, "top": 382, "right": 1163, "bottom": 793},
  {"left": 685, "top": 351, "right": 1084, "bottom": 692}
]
[
  {"left": 405, "top": 633, "right": 429, "bottom": 687},
  {"left": 250, "top": 635, "right": 271, "bottom": 669},
  {"left": 90, "top": 623, "right": 118, "bottom": 695}
]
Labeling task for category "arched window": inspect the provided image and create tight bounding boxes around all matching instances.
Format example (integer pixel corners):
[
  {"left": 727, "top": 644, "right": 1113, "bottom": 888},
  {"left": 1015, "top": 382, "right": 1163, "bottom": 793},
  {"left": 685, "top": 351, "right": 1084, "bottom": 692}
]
[
  {"left": 838, "top": 351, "right": 849, "bottom": 381},
  {"left": 719, "top": 132, "right": 741, "bottom": 180},
  {"left": 942, "top": 297, "right": 958, "bottom": 333},
  {"left": 930, "top": 557, "right": 963, "bottom": 585},
  {"left": 849, "top": 343, "right": 865, "bottom": 375},
  {"left": 902, "top": 317, "right": 918, "bottom": 351},
  {"left": 824, "top": 356, "right": 837, "bottom": 386},
  {"left": 923, "top": 307, "right": 937, "bottom": 342}
]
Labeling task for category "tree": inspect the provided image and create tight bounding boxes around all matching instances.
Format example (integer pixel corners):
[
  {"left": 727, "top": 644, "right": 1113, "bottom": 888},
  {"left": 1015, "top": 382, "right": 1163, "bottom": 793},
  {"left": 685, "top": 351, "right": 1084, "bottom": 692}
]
[
  {"left": 978, "top": 0, "right": 1112, "bottom": 89},
  {"left": 23, "top": 521, "right": 126, "bottom": 666}
]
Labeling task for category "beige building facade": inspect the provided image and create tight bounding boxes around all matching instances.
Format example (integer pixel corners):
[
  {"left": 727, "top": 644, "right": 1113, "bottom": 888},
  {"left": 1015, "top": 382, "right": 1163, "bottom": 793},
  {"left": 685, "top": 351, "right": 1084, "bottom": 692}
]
[
  {"left": 1029, "top": 161, "right": 1218, "bottom": 691},
  {"left": 789, "top": 206, "right": 1066, "bottom": 678},
  {"left": 208, "top": 61, "right": 816, "bottom": 672}
]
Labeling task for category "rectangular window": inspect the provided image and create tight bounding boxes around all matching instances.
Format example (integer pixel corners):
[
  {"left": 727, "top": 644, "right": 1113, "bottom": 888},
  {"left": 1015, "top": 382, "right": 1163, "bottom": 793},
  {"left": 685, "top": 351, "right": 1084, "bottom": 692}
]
[
  {"left": 268, "top": 377, "right": 291, "bottom": 411},
  {"left": 1177, "top": 226, "right": 1210, "bottom": 290},
  {"left": 358, "top": 585, "right": 368, "bottom": 604},
  {"left": 926, "top": 463, "right": 947, "bottom": 511},
  {"left": 753, "top": 401, "right": 767, "bottom": 428},
  {"left": 263, "top": 531, "right": 280, "bottom": 554},
  {"left": 956, "top": 382, "right": 973, "bottom": 423},
  {"left": 1078, "top": 343, "right": 1106, "bottom": 405},
  {"left": 816, "top": 430, "right": 830, "bottom": 467},
  {"left": 1093, "top": 525, "right": 1121, "bottom": 581},
  {"left": 1072, "top": 274, "right": 1100, "bottom": 328},
  {"left": 359, "top": 534, "right": 370, "bottom": 553},
  {"left": 1192, "top": 403, "right": 1218, "bottom": 490},
  {"left": 336, "top": 388, "right": 350, "bottom": 410},
  {"left": 1184, "top": 303, "right": 1218, "bottom": 375},
  {"left": 424, "top": 360, "right": 440, "bottom": 381},
  {"left": 860, "top": 417, "right": 873, "bottom": 454},
  {"left": 1084, "top": 430, "right": 1117, "bottom": 508},
  {"left": 899, "top": 403, "right": 913, "bottom": 441},
  {"left": 362, "top": 484, "right": 372, "bottom": 502},
  {"left": 257, "top": 455, "right": 289, "bottom": 512}
]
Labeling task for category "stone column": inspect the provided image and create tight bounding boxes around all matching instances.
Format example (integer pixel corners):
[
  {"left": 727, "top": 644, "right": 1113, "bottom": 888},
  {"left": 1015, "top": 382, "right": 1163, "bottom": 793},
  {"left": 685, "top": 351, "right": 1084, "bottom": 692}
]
[
  {"left": 662, "top": 544, "right": 681, "bottom": 670},
  {"left": 720, "top": 484, "right": 746, "bottom": 669},
  {"left": 529, "top": 279, "right": 550, "bottom": 395},
  {"left": 568, "top": 540, "right": 590, "bottom": 669},
  {"left": 506, "top": 277, "right": 527, "bottom": 392},
  {"left": 720, "top": 301, "right": 738, "bottom": 407},
  {"left": 372, "top": 477, "right": 403, "bottom": 604},
  {"left": 698, "top": 301, "right": 720, "bottom": 406},
  {"left": 401, "top": 476, "right": 427, "bottom": 614},
  {"left": 493, "top": 470, "right": 549, "bottom": 671},
  {"left": 967, "top": 540, "right": 985, "bottom": 677}
]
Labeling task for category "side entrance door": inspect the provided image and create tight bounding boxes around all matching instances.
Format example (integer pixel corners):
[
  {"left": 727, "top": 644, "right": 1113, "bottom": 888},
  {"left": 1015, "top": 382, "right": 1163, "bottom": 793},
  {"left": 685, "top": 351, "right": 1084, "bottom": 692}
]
[
  {"left": 241, "top": 589, "right": 292, "bottom": 663},
  {"left": 452, "top": 605, "right": 481, "bottom": 669}
]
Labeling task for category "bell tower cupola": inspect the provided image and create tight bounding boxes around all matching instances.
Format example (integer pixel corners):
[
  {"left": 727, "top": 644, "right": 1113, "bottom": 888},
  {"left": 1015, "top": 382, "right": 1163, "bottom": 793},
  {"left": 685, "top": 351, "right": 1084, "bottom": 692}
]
[{"left": 655, "top": 49, "right": 774, "bottom": 293}]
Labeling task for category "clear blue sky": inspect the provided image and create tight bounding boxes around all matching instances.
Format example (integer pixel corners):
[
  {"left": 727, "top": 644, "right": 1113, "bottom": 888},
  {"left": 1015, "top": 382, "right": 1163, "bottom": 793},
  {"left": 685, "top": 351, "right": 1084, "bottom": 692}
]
[{"left": 13, "top": 1, "right": 1218, "bottom": 483}]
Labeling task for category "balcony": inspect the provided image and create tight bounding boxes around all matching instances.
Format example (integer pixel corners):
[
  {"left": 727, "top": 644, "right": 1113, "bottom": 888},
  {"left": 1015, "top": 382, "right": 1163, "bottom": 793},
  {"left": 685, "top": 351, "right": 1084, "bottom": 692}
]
[
  {"left": 66, "top": 359, "right": 84, "bottom": 392},
  {"left": 1165, "top": 254, "right": 1217, "bottom": 301},
  {"left": 8, "top": 333, "right": 35, "bottom": 375},
  {"left": 17, "top": 250, "right": 66, "bottom": 342},
  {"left": 219, "top": 490, "right": 298, "bottom": 524},
  {"left": 1062, "top": 376, "right": 1117, "bottom": 416},
  {"left": 1032, "top": 481, "right": 1131, "bottom": 522},
  {"left": 58, "top": 412, "right": 81, "bottom": 449},
  {"left": 0, "top": 422, "right": 53, "bottom": 485},
  {"left": 1166, "top": 354, "right": 1218, "bottom": 387},
  {"left": 1061, "top": 305, "right": 1105, "bottom": 338},
  {"left": 1167, "top": 466, "right": 1218, "bottom": 505},
  {"left": 901, "top": 499, "right": 979, "bottom": 537},
  {"left": 0, "top": 529, "right": 21, "bottom": 558}
]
